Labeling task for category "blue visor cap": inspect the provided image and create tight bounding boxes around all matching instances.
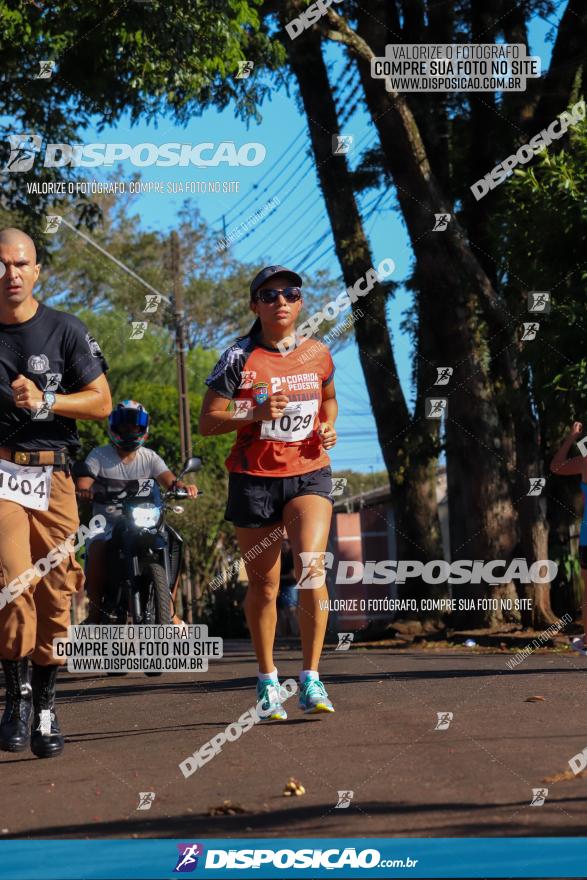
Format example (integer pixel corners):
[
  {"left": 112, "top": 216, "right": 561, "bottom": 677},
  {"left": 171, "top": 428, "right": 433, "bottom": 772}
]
[{"left": 110, "top": 408, "right": 149, "bottom": 436}]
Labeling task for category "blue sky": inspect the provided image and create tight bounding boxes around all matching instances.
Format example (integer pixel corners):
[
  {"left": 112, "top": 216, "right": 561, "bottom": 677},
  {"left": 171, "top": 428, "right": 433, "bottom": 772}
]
[{"left": 60, "top": 12, "right": 556, "bottom": 471}]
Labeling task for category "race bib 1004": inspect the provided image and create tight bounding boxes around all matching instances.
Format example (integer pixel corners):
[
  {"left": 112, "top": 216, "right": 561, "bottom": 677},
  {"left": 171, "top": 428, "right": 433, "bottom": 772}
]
[
  {"left": 260, "top": 400, "right": 319, "bottom": 442},
  {"left": 0, "top": 460, "right": 53, "bottom": 511}
]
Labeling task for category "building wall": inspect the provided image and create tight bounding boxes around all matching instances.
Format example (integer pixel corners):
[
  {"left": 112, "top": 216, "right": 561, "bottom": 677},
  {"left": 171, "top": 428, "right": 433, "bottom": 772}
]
[{"left": 327, "top": 503, "right": 397, "bottom": 631}]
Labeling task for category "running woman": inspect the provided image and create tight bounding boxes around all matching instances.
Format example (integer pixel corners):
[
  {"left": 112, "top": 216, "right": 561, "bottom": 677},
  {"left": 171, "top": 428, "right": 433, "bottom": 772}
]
[
  {"left": 199, "top": 265, "right": 337, "bottom": 719},
  {"left": 550, "top": 421, "right": 587, "bottom": 653}
]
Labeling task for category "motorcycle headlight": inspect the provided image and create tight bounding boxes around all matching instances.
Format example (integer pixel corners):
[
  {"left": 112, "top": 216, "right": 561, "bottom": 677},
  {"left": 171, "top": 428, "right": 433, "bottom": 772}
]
[{"left": 131, "top": 503, "right": 160, "bottom": 528}]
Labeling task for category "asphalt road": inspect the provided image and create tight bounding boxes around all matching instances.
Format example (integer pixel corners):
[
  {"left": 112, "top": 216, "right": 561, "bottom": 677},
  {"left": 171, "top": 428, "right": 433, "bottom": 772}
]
[{"left": 1, "top": 642, "right": 587, "bottom": 839}]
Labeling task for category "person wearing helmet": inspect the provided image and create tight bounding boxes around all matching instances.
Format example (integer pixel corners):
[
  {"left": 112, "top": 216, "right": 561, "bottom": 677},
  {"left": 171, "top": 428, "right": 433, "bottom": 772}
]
[{"left": 75, "top": 400, "right": 197, "bottom": 624}]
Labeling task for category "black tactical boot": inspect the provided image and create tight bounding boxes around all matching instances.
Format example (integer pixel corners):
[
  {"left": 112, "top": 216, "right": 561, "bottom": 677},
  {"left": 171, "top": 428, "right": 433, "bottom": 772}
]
[
  {"left": 30, "top": 663, "right": 64, "bottom": 759},
  {"left": 0, "top": 658, "right": 33, "bottom": 752}
]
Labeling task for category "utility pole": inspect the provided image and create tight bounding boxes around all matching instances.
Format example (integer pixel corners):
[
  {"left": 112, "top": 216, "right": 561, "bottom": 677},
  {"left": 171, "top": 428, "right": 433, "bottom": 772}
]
[
  {"left": 170, "top": 230, "right": 194, "bottom": 621},
  {"left": 170, "top": 230, "right": 192, "bottom": 462}
]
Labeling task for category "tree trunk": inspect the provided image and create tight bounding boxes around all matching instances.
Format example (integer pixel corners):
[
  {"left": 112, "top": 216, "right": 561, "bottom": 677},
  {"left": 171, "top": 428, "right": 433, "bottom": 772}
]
[
  {"left": 282, "top": 16, "right": 443, "bottom": 606},
  {"left": 350, "top": 0, "right": 526, "bottom": 626}
]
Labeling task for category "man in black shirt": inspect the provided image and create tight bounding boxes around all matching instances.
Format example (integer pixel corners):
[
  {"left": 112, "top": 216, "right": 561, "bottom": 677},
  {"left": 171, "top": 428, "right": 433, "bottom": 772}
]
[{"left": 0, "top": 227, "right": 111, "bottom": 758}]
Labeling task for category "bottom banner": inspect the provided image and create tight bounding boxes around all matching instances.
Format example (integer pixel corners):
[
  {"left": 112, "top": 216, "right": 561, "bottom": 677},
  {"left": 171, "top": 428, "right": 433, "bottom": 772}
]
[{"left": 1, "top": 837, "right": 587, "bottom": 879}]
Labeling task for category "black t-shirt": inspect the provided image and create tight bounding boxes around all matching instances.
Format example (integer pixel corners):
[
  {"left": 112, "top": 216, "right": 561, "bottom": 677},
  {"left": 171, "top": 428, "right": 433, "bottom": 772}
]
[{"left": 0, "top": 303, "right": 108, "bottom": 452}]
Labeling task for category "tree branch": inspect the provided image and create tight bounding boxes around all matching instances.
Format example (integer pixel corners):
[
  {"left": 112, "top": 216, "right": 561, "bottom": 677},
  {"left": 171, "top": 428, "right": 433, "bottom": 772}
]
[{"left": 531, "top": 0, "right": 587, "bottom": 131}]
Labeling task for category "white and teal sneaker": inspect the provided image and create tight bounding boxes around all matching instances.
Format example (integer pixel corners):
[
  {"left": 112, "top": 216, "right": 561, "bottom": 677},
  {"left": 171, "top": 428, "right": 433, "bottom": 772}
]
[
  {"left": 570, "top": 636, "right": 587, "bottom": 656},
  {"left": 256, "top": 679, "right": 288, "bottom": 721},
  {"left": 299, "top": 678, "right": 335, "bottom": 714}
]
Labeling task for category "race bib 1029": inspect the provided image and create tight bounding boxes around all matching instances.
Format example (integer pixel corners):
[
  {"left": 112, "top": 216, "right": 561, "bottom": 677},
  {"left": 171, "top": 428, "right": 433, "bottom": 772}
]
[
  {"left": 0, "top": 460, "right": 53, "bottom": 511},
  {"left": 260, "top": 400, "right": 319, "bottom": 442}
]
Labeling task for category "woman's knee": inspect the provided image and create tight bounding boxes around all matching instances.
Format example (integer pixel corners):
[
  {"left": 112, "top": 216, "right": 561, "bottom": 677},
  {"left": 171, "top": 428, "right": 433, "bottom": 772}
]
[{"left": 246, "top": 578, "right": 280, "bottom": 605}]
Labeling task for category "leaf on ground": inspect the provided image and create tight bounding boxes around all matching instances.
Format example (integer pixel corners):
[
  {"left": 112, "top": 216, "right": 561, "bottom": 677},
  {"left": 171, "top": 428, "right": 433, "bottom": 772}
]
[
  {"left": 543, "top": 769, "right": 587, "bottom": 783},
  {"left": 283, "top": 777, "right": 306, "bottom": 797},
  {"left": 524, "top": 695, "right": 545, "bottom": 702},
  {"left": 206, "top": 800, "right": 246, "bottom": 816}
]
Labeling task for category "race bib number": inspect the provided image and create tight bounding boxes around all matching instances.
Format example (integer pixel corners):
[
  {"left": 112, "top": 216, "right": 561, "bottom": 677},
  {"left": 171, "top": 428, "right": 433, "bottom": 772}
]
[
  {"left": 260, "top": 400, "right": 319, "bottom": 442},
  {"left": 0, "top": 460, "right": 53, "bottom": 511}
]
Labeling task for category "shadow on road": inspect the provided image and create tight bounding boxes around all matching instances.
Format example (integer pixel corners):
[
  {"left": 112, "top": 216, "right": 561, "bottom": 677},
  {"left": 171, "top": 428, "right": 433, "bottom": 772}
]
[{"left": 10, "top": 796, "right": 587, "bottom": 840}]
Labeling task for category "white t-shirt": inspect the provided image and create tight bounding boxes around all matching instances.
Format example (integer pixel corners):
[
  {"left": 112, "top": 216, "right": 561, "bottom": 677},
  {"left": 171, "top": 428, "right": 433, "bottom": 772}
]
[{"left": 85, "top": 444, "right": 169, "bottom": 527}]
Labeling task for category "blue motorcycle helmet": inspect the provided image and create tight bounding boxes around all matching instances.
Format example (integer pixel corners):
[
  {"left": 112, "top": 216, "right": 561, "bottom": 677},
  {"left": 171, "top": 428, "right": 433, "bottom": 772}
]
[{"left": 107, "top": 400, "right": 149, "bottom": 451}]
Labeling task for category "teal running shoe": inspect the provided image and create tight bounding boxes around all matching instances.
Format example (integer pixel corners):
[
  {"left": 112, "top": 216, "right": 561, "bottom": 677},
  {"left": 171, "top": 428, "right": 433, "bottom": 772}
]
[
  {"left": 299, "top": 678, "right": 335, "bottom": 714},
  {"left": 256, "top": 680, "right": 288, "bottom": 721}
]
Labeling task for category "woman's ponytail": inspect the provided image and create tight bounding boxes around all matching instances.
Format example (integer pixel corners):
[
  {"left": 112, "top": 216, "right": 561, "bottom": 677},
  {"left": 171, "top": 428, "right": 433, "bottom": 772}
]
[
  {"left": 248, "top": 316, "right": 262, "bottom": 336},
  {"left": 237, "top": 315, "right": 262, "bottom": 342}
]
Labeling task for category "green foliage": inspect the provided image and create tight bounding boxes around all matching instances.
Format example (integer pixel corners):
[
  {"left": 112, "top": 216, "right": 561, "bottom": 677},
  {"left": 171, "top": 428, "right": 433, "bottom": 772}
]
[
  {"left": 332, "top": 468, "right": 389, "bottom": 497},
  {"left": 496, "top": 117, "right": 587, "bottom": 448},
  {"left": 0, "top": 0, "right": 285, "bottom": 242},
  {"left": 0, "top": 1, "right": 284, "bottom": 127}
]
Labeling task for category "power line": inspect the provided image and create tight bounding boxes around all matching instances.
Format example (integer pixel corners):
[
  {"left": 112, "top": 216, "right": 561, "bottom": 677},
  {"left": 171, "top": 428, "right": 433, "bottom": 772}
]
[
  {"left": 219, "top": 143, "right": 311, "bottom": 234},
  {"left": 239, "top": 122, "right": 379, "bottom": 260},
  {"left": 299, "top": 191, "right": 393, "bottom": 274},
  {"left": 252, "top": 188, "right": 329, "bottom": 252},
  {"left": 220, "top": 150, "right": 317, "bottom": 255},
  {"left": 211, "top": 128, "right": 307, "bottom": 226},
  {"left": 288, "top": 230, "right": 332, "bottom": 268},
  {"left": 237, "top": 187, "right": 326, "bottom": 263}
]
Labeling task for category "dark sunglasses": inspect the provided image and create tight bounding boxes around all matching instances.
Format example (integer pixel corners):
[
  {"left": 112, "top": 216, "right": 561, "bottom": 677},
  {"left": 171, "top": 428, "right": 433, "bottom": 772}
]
[{"left": 254, "top": 287, "right": 302, "bottom": 304}]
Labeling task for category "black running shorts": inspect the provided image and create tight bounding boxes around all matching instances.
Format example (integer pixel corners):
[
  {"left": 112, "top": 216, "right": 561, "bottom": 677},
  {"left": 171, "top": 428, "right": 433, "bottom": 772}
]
[{"left": 225, "top": 466, "right": 333, "bottom": 528}]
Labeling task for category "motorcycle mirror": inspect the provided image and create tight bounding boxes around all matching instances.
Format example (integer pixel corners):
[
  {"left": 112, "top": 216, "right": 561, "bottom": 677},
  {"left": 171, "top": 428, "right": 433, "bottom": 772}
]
[{"left": 178, "top": 456, "right": 203, "bottom": 478}]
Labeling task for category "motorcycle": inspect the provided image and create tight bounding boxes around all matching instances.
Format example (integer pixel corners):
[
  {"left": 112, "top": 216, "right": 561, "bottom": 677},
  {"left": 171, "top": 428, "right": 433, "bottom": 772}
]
[{"left": 74, "top": 456, "right": 201, "bottom": 633}]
